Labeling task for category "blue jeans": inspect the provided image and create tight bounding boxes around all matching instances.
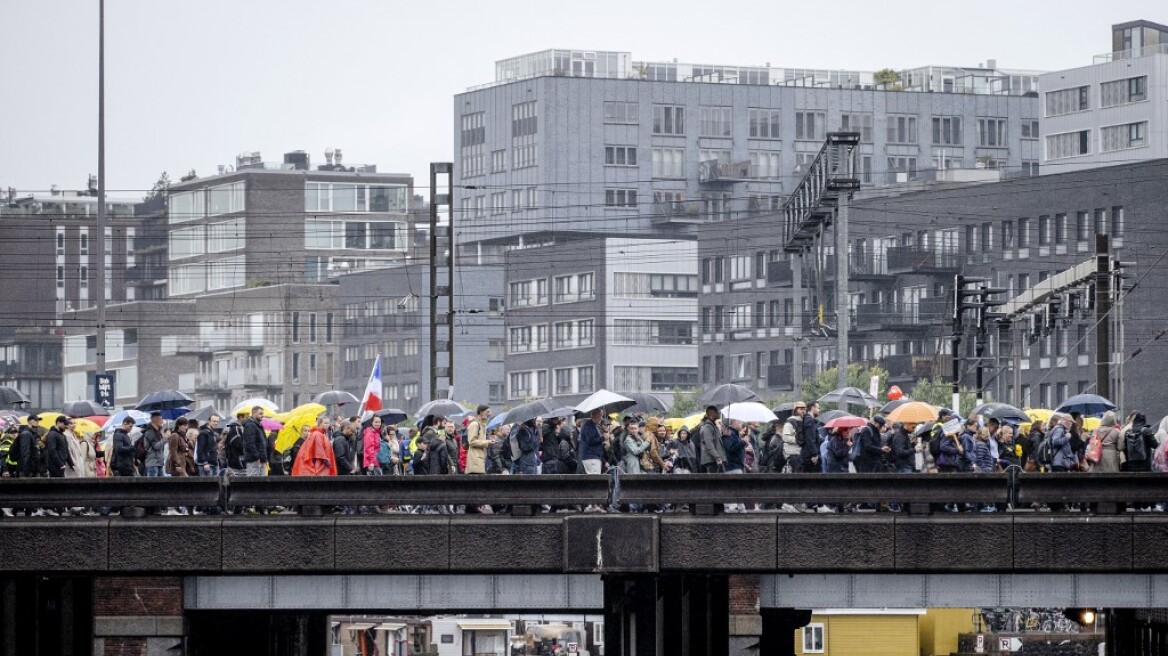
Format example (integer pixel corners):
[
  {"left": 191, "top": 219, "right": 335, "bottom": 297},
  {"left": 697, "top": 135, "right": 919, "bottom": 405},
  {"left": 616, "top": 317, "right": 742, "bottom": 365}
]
[
  {"left": 146, "top": 466, "right": 163, "bottom": 477},
  {"left": 518, "top": 463, "right": 538, "bottom": 475}
]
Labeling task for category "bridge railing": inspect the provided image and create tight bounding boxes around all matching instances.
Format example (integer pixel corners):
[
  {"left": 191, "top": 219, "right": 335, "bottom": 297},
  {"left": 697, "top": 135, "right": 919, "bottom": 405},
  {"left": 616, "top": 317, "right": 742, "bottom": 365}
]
[{"left": 0, "top": 473, "right": 1165, "bottom": 517}]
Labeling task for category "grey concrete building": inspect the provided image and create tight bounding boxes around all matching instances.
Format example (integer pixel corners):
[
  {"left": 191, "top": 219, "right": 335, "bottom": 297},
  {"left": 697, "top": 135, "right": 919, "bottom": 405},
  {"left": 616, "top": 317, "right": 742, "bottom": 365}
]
[
  {"left": 697, "top": 158, "right": 1168, "bottom": 414},
  {"left": 0, "top": 184, "right": 140, "bottom": 409},
  {"left": 1040, "top": 20, "right": 1168, "bottom": 174},
  {"left": 338, "top": 262, "right": 506, "bottom": 413},
  {"left": 453, "top": 48, "right": 1043, "bottom": 255},
  {"left": 504, "top": 237, "right": 697, "bottom": 405},
  {"left": 165, "top": 150, "right": 416, "bottom": 296}
]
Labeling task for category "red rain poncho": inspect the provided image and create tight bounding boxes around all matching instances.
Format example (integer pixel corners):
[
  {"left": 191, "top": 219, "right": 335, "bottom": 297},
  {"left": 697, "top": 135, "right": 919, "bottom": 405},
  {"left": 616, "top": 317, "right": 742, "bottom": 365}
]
[{"left": 291, "top": 427, "right": 337, "bottom": 476}]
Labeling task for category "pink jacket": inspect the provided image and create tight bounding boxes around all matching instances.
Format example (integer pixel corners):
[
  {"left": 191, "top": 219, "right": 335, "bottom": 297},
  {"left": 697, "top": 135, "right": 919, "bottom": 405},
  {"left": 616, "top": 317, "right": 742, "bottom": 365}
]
[{"left": 362, "top": 426, "right": 381, "bottom": 469}]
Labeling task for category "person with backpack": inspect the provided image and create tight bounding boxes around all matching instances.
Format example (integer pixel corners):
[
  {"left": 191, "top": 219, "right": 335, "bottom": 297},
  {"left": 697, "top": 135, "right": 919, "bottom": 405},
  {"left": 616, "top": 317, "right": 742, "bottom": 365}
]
[
  {"left": 800, "top": 402, "right": 823, "bottom": 473},
  {"left": 1121, "top": 412, "right": 1157, "bottom": 472},
  {"left": 196, "top": 415, "right": 221, "bottom": 477},
  {"left": 889, "top": 422, "right": 916, "bottom": 473},
  {"left": 241, "top": 406, "right": 268, "bottom": 477},
  {"left": 223, "top": 413, "right": 247, "bottom": 475},
  {"left": 852, "top": 416, "right": 888, "bottom": 474},
  {"left": 44, "top": 415, "right": 74, "bottom": 478},
  {"left": 11, "top": 416, "right": 41, "bottom": 478},
  {"left": 1049, "top": 413, "right": 1078, "bottom": 472},
  {"left": 697, "top": 406, "right": 726, "bottom": 473},
  {"left": 1090, "top": 411, "right": 1123, "bottom": 473},
  {"left": 780, "top": 403, "right": 807, "bottom": 472}
]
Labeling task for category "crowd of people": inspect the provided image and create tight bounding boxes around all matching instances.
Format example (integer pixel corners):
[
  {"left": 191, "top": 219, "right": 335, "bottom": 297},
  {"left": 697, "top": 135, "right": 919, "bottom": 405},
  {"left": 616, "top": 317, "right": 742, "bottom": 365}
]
[{"left": 3, "top": 399, "right": 1168, "bottom": 516}]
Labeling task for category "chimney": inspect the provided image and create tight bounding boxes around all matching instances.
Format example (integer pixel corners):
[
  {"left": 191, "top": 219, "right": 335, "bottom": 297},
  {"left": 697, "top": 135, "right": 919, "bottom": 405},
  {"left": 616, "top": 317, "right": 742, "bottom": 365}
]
[
  {"left": 325, "top": 148, "right": 335, "bottom": 166},
  {"left": 217, "top": 165, "right": 226, "bottom": 175},
  {"left": 986, "top": 58, "right": 997, "bottom": 70},
  {"left": 334, "top": 149, "right": 343, "bottom": 167}
]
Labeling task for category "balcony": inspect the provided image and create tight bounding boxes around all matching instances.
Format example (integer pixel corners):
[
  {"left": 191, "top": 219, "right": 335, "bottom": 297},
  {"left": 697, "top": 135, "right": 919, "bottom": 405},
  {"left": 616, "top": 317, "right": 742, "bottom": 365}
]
[
  {"left": 766, "top": 261, "right": 793, "bottom": 287},
  {"left": 161, "top": 334, "right": 265, "bottom": 357},
  {"left": 652, "top": 200, "right": 705, "bottom": 226},
  {"left": 766, "top": 364, "right": 794, "bottom": 391},
  {"left": 886, "top": 247, "right": 960, "bottom": 274},
  {"left": 193, "top": 369, "right": 283, "bottom": 393},
  {"left": 699, "top": 159, "right": 752, "bottom": 185},
  {"left": 853, "top": 302, "right": 939, "bottom": 332},
  {"left": 849, "top": 255, "right": 891, "bottom": 281}
]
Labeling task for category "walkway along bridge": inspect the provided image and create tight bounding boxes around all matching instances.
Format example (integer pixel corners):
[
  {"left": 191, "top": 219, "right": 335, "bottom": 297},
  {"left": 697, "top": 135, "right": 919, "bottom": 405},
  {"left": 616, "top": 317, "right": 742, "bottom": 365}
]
[{"left": 3, "top": 474, "right": 1168, "bottom": 655}]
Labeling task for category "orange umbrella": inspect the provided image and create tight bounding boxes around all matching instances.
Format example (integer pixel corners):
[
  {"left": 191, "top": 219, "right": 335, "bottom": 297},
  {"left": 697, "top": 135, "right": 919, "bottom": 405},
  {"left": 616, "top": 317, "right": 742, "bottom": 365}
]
[{"left": 886, "top": 401, "right": 939, "bottom": 424}]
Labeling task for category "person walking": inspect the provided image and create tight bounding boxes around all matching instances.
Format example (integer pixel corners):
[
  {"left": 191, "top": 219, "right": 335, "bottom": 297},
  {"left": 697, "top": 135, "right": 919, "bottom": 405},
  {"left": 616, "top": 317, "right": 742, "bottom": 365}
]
[
  {"left": 697, "top": 406, "right": 725, "bottom": 473},
  {"left": 621, "top": 423, "right": 648, "bottom": 474},
  {"left": 781, "top": 403, "right": 807, "bottom": 472},
  {"left": 197, "top": 415, "right": 221, "bottom": 477},
  {"left": 852, "top": 416, "right": 888, "bottom": 474},
  {"left": 464, "top": 405, "right": 491, "bottom": 475},
  {"left": 579, "top": 408, "right": 606, "bottom": 475},
  {"left": 362, "top": 416, "right": 384, "bottom": 475},
  {"left": 889, "top": 422, "right": 915, "bottom": 474},
  {"left": 670, "top": 428, "right": 697, "bottom": 474},
  {"left": 800, "top": 402, "right": 823, "bottom": 473},
  {"left": 111, "top": 417, "right": 137, "bottom": 477},
  {"left": 1092, "top": 411, "right": 1123, "bottom": 473},
  {"left": 242, "top": 406, "right": 268, "bottom": 477}
]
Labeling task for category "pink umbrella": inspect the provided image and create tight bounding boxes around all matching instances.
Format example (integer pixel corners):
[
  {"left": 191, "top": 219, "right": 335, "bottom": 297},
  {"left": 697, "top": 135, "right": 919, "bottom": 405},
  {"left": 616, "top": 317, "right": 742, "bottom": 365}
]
[
  {"left": 261, "top": 417, "right": 284, "bottom": 431},
  {"left": 824, "top": 416, "right": 866, "bottom": 430}
]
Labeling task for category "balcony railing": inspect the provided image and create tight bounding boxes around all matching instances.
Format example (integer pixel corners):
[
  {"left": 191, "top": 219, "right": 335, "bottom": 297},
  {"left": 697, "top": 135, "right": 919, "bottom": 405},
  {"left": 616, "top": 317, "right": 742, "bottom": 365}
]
[
  {"left": 1094, "top": 43, "right": 1168, "bottom": 64},
  {"left": 652, "top": 200, "right": 705, "bottom": 225},
  {"left": 886, "top": 247, "right": 960, "bottom": 273},
  {"left": 854, "top": 302, "right": 941, "bottom": 331},
  {"left": 766, "top": 261, "right": 793, "bottom": 286},
  {"left": 161, "top": 334, "right": 265, "bottom": 356}
]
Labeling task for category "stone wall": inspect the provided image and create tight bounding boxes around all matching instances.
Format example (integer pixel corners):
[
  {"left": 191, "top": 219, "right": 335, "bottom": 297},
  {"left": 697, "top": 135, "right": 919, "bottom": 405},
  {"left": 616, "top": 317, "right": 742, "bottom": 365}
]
[{"left": 94, "top": 576, "right": 185, "bottom": 656}]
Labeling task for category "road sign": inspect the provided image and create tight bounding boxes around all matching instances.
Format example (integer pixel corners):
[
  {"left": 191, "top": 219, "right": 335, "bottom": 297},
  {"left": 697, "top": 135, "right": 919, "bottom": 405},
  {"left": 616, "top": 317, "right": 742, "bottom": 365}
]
[
  {"left": 95, "top": 373, "right": 115, "bottom": 408},
  {"left": 999, "top": 637, "right": 1023, "bottom": 652},
  {"left": 975, "top": 634, "right": 985, "bottom": 653}
]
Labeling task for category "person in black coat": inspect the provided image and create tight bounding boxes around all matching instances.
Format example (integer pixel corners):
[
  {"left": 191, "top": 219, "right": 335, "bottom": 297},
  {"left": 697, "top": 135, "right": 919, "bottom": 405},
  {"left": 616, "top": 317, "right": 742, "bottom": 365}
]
[
  {"left": 14, "top": 417, "right": 40, "bottom": 477},
  {"left": 889, "top": 422, "right": 916, "bottom": 473},
  {"left": 241, "top": 407, "right": 268, "bottom": 475},
  {"left": 853, "top": 415, "right": 888, "bottom": 473},
  {"left": 196, "top": 416, "right": 221, "bottom": 476},
  {"left": 332, "top": 422, "right": 356, "bottom": 475},
  {"left": 800, "top": 402, "right": 823, "bottom": 472},
  {"left": 112, "top": 418, "right": 138, "bottom": 477},
  {"left": 44, "top": 416, "right": 74, "bottom": 478}
]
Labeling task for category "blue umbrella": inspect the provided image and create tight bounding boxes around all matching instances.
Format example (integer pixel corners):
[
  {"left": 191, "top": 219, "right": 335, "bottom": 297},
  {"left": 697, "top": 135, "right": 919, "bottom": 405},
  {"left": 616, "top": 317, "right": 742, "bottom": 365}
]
[
  {"left": 487, "top": 410, "right": 509, "bottom": 430},
  {"left": 1056, "top": 394, "right": 1116, "bottom": 416}
]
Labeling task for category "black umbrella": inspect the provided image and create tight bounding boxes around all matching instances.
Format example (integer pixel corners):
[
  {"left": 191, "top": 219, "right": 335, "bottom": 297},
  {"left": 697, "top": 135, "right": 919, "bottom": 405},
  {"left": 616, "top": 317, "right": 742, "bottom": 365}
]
[
  {"left": 772, "top": 402, "right": 796, "bottom": 423},
  {"left": 622, "top": 392, "right": 670, "bottom": 415},
  {"left": 545, "top": 406, "right": 579, "bottom": 420},
  {"left": 313, "top": 390, "right": 361, "bottom": 406},
  {"left": 362, "top": 408, "right": 409, "bottom": 429},
  {"left": 415, "top": 399, "right": 470, "bottom": 419},
  {"left": 880, "top": 398, "right": 912, "bottom": 415},
  {"left": 63, "top": 400, "right": 110, "bottom": 417},
  {"left": 970, "top": 402, "right": 1029, "bottom": 424},
  {"left": 506, "top": 398, "right": 556, "bottom": 426},
  {"left": 182, "top": 405, "right": 222, "bottom": 424},
  {"left": 136, "top": 390, "right": 195, "bottom": 412},
  {"left": 1056, "top": 394, "right": 1116, "bottom": 416},
  {"left": 0, "top": 386, "right": 31, "bottom": 407},
  {"left": 818, "top": 409, "right": 856, "bottom": 424},
  {"left": 818, "top": 387, "right": 880, "bottom": 409},
  {"left": 697, "top": 384, "right": 760, "bottom": 407}
]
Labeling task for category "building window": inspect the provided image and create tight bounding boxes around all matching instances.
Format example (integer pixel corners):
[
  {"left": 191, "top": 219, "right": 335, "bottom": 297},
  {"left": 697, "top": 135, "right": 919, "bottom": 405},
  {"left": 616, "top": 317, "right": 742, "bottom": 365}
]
[
  {"left": 840, "top": 113, "right": 873, "bottom": 142},
  {"left": 460, "top": 112, "right": 486, "bottom": 177},
  {"left": 1046, "top": 86, "right": 1090, "bottom": 116},
  {"left": 305, "top": 182, "right": 408, "bottom": 213},
  {"left": 605, "top": 146, "right": 638, "bottom": 166},
  {"left": 168, "top": 189, "right": 206, "bottom": 224},
  {"left": 512, "top": 101, "right": 538, "bottom": 168},
  {"left": 1021, "top": 161, "right": 1040, "bottom": 177},
  {"left": 577, "top": 366, "right": 594, "bottom": 393},
  {"left": 886, "top": 114, "right": 918, "bottom": 144},
  {"left": 511, "top": 189, "right": 523, "bottom": 213},
  {"left": 1075, "top": 210, "right": 1090, "bottom": 241},
  {"left": 795, "top": 111, "right": 825, "bottom": 141},
  {"left": 1036, "top": 215, "right": 1049, "bottom": 246},
  {"left": 1000, "top": 220, "right": 1014, "bottom": 249},
  {"left": 292, "top": 312, "right": 300, "bottom": 343},
  {"left": 652, "top": 105, "right": 685, "bottom": 135},
  {"left": 1111, "top": 206, "right": 1125, "bottom": 239},
  {"left": 508, "top": 371, "right": 532, "bottom": 399},
  {"left": 605, "top": 189, "right": 638, "bottom": 207},
  {"left": 169, "top": 226, "right": 205, "bottom": 260},
  {"left": 554, "top": 368, "right": 574, "bottom": 395},
  {"left": 977, "top": 117, "right": 1007, "bottom": 147},
  {"left": 746, "top": 151, "right": 781, "bottom": 179},
  {"left": 491, "top": 149, "right": 506, "bottom": 173},
  {"left": 474, "top": 196, "right": 485, "bottom": 218},
  {"left": 291, "top": 353, "right": 301, "bottom": 383},
  {"left": 1046, "top": 130, "right": 1090, "bottom": 159},
  {"left": 748, "top": 108, "right": 781, "bottom": 138},
  {"left": 803, "top": 624, "right": 825, "bottom": 653},
  {"left": 1021, "top": 119, "right": 1040, "bottom": 139},
  {"left": 1054, "top": 213, "right": 1068, "bottom": 244},
  {"left": 604, "top": 101, "right": 638, "bottom": 124},
  {"left": 932, "top": 116, "right": 963, "bottom": 145},
  {"left": 699, "top": 106, "right": 732, "bottom": 137},
  {"left": 1019, "top": 217, "right": 1032, "bottom": 248},
  {"left": 652, "top": 148, "right": 685, "bottom": 178},
  {"left": 1101, "top": 75, "right": 1147, "bottom": 107},
  {"left": 491, "top": 192, "right": 506, "bottom": 215},
  {"left": 207, "top": 217, "right": 246, "bottom": 253},
  {"left": 1101, "top": 121, "right": 1148, "bottom": 152},
  {"left": 305, "top": 219, "right": 406, "bottom": 251},
  {"left": 309, "top": 313, "right": 317, "bottom": 343},
  {"left": 207, "top": 181, "right": 246, "bottom": 215}
]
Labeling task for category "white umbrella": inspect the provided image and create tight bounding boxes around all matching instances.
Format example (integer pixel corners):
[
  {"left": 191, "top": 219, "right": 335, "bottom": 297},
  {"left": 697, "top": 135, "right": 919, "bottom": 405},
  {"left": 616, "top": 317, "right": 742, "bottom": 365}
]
[
  {"left": 721, "top": 402, "right": 778, "bottom": 423},
  {"left": 574, "top": 389, "right": 636, "bottom": 415}
]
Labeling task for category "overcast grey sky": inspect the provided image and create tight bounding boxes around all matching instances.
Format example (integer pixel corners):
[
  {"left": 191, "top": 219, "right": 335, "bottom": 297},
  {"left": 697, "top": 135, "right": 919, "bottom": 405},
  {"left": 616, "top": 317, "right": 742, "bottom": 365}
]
[{"left": 1, "top": 0, "right": 1162, "bottom": 196}]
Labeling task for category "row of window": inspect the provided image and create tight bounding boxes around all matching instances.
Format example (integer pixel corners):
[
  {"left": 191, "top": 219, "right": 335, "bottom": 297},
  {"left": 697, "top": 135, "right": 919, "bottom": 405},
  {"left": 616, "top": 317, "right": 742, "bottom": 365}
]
[
  {"left": 509, "top": 366, "right": 595, "bottom": 399},
  {"left": 701, "top": 299, "right": 806, "bottom": 333},
  {"left": 508, "top": 320, "right": 596, "bottom": 353},
  {"left": 461, "top": 188, "right": 538, "bottom": 217},
  {"left": 964, "top": 207, "right": 1125, "bottom": 252},
  {"left": 509, "top": 273, "right": 595, "bottom": 307},
  {"left": 169, "top": 218, "right": 246, "bottom": 260},
  {"left": 305, "top": 219, "right": 407, "bottom": 251},
  {"left": 169, "top": 182, "right": 245, "bottom": 224},
  {"left": 1046, "top": 122, "right": 1147, "bottom": 159},
  {"left": 168, "top": 256, "right": 245, "bottom": 296},
  {"left": 290, "top": 311, "right": 335, "bottom": 344},
  {"left": 1045, "top": 75, "right": 1147, "bottom": 117},
  {"left": 305, "top": 182, "right": 408, "bottom": 213}
]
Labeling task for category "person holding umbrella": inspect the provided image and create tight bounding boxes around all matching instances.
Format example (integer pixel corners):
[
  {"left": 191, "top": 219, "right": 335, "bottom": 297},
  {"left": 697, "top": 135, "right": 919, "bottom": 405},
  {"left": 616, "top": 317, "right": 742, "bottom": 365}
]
[
  {"left": 579, "top": 408, "right": 606, "bottom": 475},
  {"left": 852, "top": 416, "right": 888, "bottom": 474}
]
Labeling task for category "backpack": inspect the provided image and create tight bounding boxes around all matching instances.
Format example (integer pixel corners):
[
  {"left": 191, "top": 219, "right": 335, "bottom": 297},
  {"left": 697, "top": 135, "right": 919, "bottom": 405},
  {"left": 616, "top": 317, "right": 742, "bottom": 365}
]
[
  {"left": 1125, "top": 428, "right": 1151, "bottom": 463},
  {"left": 1034, "top": 437, "right": 1053, "bottom": 467},
  {"left": 928, "top": 425, "right": 943, "bottom": 460},
  {"left": 759, "top": 436, "right": 783, "bottom": 472},
  {"left": 134, "top": 431, "right": 148, "bottom": 466},
  {"left": 848, "top": 433, "right": 864, "bottom": 462},
  {"left": 788, "top": 417, "right": 805, "bottom": 447},
  {"left": 281, "top": 437, "right": 305, "bottom": 474}
]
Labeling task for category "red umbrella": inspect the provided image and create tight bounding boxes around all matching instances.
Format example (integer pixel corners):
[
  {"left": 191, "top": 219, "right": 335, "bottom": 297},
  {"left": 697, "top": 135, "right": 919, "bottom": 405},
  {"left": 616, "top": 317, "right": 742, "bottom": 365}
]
[{"left": 824, "top": 416, "right": 866, "bottom": 430}]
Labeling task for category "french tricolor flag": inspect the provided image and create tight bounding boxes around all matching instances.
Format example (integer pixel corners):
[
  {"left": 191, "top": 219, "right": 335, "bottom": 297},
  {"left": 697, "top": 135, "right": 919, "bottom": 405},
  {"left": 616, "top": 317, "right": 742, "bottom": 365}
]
[{"left": 361, "top": 354, "right": 383, "bottom": 412}]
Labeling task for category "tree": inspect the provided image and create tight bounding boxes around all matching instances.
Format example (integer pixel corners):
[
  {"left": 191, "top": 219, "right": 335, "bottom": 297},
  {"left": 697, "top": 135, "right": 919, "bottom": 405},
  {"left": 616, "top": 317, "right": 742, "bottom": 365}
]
[
  {"left": 145, "top": 171, "right": 171, "bottom": 200},
  {"left": 878, "top": 67, "right": 901, "bottom": 86},
  {"left": 801, "top": 363, "right": 890, "bottom": 407},
  {"left": 669, "top": 387, "right": 700, "bottom": 418},
  {"left": 179, "top": 169, "right": 198, "bottom": 182},
  {"left": 909, "top": 377, "right": 977, "bottom": 412}
]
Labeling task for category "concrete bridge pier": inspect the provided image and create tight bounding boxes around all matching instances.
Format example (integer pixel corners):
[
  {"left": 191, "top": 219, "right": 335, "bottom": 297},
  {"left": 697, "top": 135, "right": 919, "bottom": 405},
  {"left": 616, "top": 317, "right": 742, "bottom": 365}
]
[{"left": 603, "top": 574, "right": 730, "bottom": 656}]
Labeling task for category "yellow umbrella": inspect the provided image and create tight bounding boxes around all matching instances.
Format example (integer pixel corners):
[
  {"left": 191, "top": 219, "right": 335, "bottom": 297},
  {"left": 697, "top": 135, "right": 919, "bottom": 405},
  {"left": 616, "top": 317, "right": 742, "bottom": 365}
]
[
  {"left": 274, "top": 403, "right": 327, "bottom": 424},
  {"left": 232, "top": 398, "right": 280, "bottom": 417},
  {"left": 681, "top": 411, "right": 704, "bottom": 430},
  {"left": 886, "top": 401, "right": 939, "bottom": 425},
  {"left": 664, "top": 417, "right": 686, "bottom": 431},
  {"left": 20, "top": 411, "right": 64, "bottom": 426},
  {"left": 1025, "top": 408, "right": 1053, "bottom": 424},
  {"left": 275, "top": 411, "right": 321, "bottom": 453},
  {"left": 72, "top": 418, "right": 103, "bottom": 436},
  {"left": 1083, "top": 417, "right": 1101, "bottom": 431}
]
